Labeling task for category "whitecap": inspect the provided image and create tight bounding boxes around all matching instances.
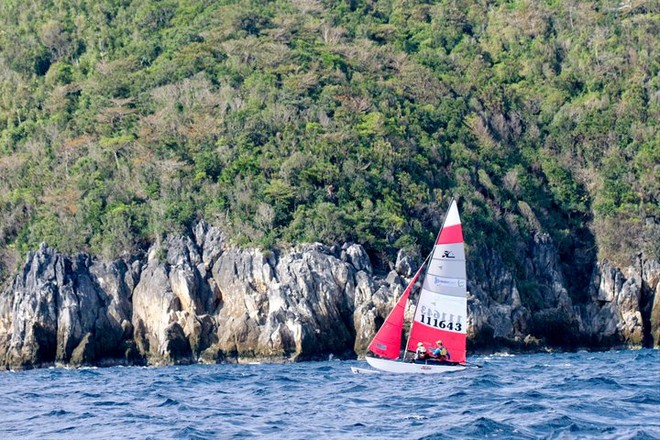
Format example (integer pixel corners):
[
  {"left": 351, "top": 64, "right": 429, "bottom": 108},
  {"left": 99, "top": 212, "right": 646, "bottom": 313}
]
[{"left": 404, "top": 414, "right": 428, "bottom": 420}]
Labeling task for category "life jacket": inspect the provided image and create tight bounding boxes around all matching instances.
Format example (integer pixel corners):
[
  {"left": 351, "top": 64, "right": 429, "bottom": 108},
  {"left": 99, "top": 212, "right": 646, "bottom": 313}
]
[{"left": 433, "top": 347, "right": 448, "bottom": 361}]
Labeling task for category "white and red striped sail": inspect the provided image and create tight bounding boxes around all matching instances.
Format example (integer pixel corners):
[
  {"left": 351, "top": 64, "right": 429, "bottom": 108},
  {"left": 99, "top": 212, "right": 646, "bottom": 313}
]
[
  {"left": 406, "top": 199, "right": 467, "bottom": 363},
  {"left": 367, "top": 263, "right": 426, "bottom": 359}
]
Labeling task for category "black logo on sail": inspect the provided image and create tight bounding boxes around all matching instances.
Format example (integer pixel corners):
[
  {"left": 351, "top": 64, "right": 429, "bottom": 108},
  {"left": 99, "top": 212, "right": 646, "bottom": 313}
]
[{"left": 442, "top": 250, "right": 455, "bottom": 258}]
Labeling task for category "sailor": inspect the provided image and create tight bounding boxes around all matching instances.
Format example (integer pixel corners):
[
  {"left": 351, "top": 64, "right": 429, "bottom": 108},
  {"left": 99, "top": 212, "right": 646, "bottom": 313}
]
[
  {"left": 414, "top": 342, "right": 428, "bottom": 361},
  {"left": 431, "top": 340, "right": 451, "bottom": 362}
]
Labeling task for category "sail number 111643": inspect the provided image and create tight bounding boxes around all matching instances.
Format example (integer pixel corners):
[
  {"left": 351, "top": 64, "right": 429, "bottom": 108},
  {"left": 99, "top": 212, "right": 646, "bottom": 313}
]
[{"left": 419, "top": 306, "right": 463, "bottom": 332}]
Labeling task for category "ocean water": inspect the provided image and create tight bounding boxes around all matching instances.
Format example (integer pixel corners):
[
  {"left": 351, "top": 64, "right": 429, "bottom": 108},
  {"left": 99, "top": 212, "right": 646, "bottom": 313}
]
[{"left": 0, "top": 350, "right": 658, "bottom": 439}]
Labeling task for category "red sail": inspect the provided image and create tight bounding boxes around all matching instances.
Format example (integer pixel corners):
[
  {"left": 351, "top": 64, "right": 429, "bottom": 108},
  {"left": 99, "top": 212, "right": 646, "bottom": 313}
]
[
  {"left": 407, "top": 329, "right": 467, "bottom": 364},
  {"left": 367, "top": 263, "right": 426, "bottom": 360}
]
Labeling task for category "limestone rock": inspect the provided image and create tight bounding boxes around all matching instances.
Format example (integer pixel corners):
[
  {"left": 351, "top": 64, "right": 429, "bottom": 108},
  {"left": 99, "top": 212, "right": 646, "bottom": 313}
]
[
  {"left": 646, "top": 260, "right": 660, "bottom": 348},
  {"left": 161, "top": 322, "right": 193, "bottom": 363},
  {"left": 395, "top": 250, "right": 415, "bottom": 277},
  {"left": 70, "top": 332, "right": 95, "bottom": 366},
  {"left": 1, "top": 219, "right": 657, "bottom": 369},
  {"left": 210, "top": 244, "right": 358, "bottom": 360},
  {"left": 0, "top": 245, "right": 132, "bottom": 369},
  {"left": 342, "top": 243, "right": 372, "bottom": 275}
]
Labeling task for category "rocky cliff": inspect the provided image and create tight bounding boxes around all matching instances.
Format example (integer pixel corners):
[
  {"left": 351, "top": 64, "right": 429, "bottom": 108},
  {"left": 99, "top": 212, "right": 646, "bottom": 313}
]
[{"left": 0, "top": 221, "right": 657, "bottom": 369}]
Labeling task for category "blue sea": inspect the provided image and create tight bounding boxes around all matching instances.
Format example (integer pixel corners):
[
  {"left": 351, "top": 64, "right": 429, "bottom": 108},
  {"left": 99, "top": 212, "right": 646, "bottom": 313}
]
[{"left": 1, "top": 350, "right": 658, "bottom": 439}]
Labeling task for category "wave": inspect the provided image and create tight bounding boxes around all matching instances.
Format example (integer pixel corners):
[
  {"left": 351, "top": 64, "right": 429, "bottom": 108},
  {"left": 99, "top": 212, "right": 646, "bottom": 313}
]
[{"left": 0, "top": 350, "right": 657, "bottom": 439}]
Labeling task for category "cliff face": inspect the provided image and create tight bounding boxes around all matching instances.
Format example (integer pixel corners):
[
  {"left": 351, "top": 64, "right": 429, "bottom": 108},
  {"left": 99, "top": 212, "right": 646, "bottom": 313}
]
[{"left": 0, "top": 222, "right": 657, "bottom": 369}]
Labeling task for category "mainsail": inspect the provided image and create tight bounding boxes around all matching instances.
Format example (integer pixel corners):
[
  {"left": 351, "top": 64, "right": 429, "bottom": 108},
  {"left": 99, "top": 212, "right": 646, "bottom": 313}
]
[
  {"left": 406, "top": 200, "right": 467, "bottom": 363},
  {"left": 367, "top": 263, "right": 426, "bottom": 359}
]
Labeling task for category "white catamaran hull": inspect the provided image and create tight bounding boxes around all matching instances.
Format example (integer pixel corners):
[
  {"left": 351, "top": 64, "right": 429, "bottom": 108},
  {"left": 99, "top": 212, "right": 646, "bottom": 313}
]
[{"left": 365, "top": 356, "right": 466, "bottom": 374}]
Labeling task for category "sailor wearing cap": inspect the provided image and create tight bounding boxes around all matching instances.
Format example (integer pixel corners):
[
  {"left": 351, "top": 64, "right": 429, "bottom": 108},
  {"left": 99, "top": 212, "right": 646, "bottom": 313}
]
[
  {"left": 431, "top": 340, "right": 450, "bottom": 361},
  {"left": 414, "top": 341, "right": 428, "bottom": 361}
]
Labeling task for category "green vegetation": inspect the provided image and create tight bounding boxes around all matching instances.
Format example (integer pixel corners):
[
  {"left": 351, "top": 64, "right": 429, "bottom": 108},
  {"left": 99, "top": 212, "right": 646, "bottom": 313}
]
[{"left": 0, "top": 1, "right": 657, "bottom": 298}]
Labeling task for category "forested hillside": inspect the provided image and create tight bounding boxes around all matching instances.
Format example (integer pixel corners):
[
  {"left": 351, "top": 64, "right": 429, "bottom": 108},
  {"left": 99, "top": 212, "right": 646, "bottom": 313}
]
[{"left": 0, "top": 0, "right": 657, "bottom": 293}]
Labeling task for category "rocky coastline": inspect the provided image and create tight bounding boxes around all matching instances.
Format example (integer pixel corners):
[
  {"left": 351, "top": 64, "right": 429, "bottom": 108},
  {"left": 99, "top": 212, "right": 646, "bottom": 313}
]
[{"left": 0, "top": 221, "right": 657, "bottom": 370}]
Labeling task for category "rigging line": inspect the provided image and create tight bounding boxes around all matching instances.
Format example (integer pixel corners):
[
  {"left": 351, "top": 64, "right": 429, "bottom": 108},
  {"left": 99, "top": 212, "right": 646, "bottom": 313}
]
[{"left": 400, "top": 253, "right": 431, "bottom": 362}]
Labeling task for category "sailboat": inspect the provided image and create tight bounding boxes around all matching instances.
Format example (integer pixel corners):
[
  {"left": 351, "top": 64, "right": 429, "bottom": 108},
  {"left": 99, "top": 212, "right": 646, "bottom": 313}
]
[{"left": 356, "top": 199, "right": 467, "bottom": 374}]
